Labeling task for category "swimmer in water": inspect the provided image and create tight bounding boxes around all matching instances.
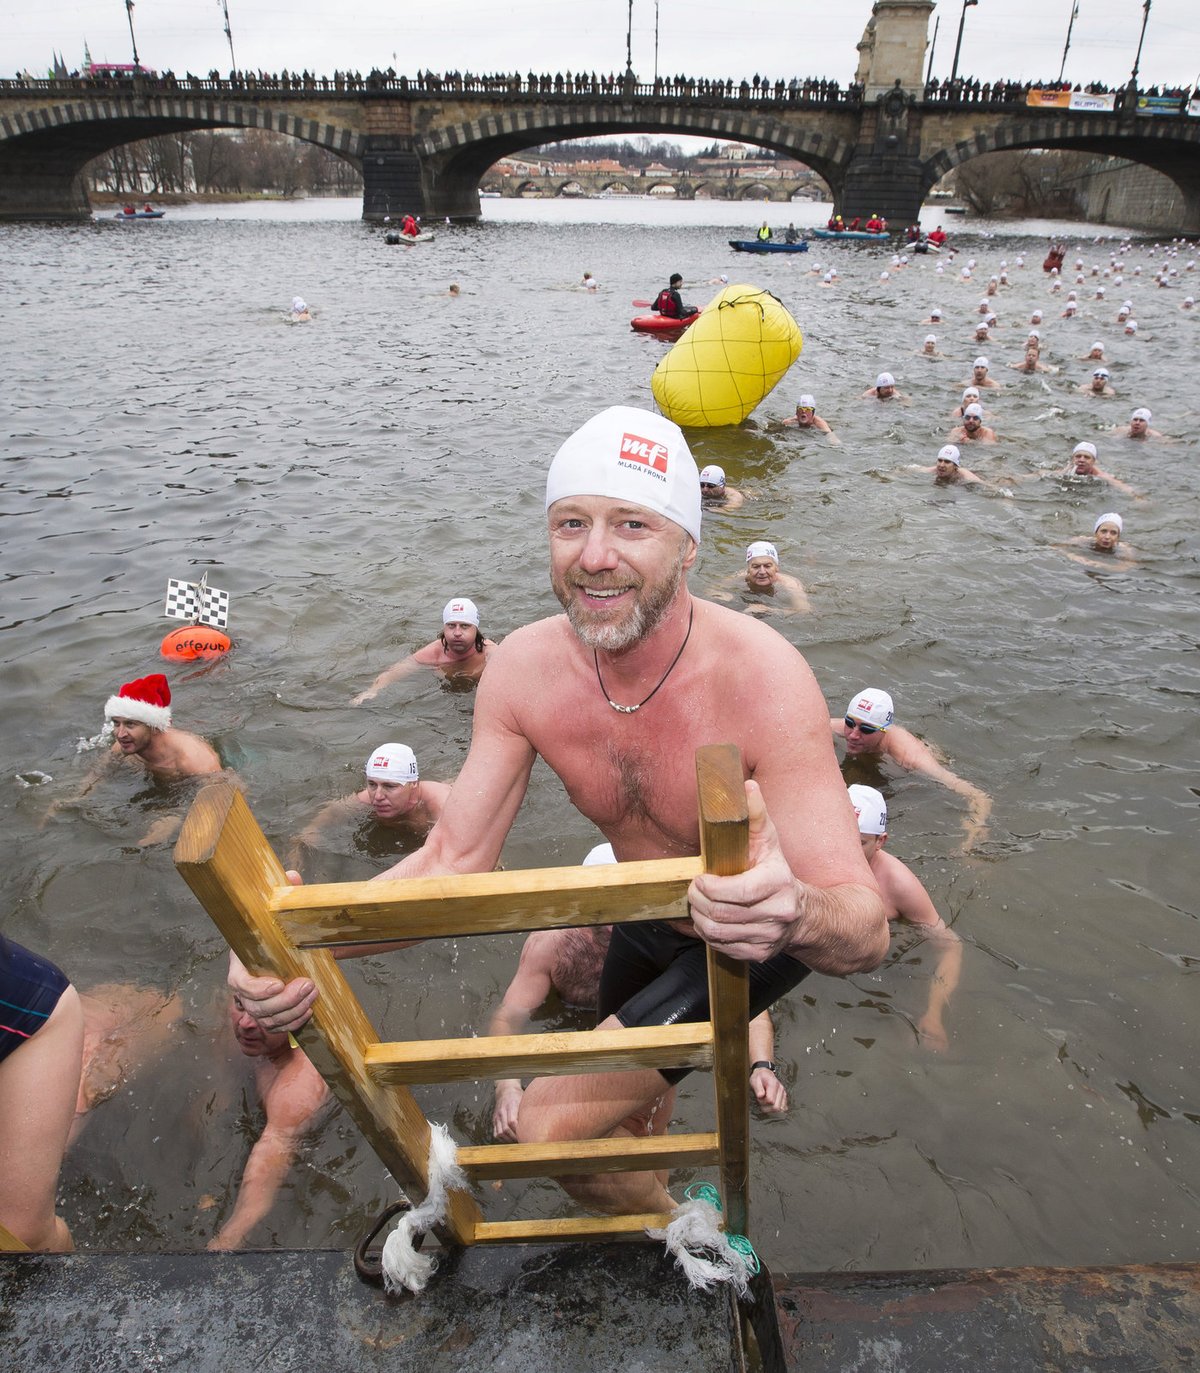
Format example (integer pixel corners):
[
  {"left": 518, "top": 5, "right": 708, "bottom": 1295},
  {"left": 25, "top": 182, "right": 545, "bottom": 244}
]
[
  {"left": 916, "top": 335, "right": 944, "bottom": 359},
  {"left": 951, "top": 386, "right": 986, "bottom": 420},
  {"left": 949, "top": 404, "right": 998, "bottom": 444},
  {"left": 920, "top": 308, "right": 944, "bottom": 326},
  {"left": 832, "top": 689, "right": 992, "bottom": 852},
  {"left": 0, "top": 938, "right": 82, "bottom": 1250},
  {"left": 352, "top": 596, "right": 497, "bottom": 702},
  {"left": 1078, "top": 367, "right": 1116, "bottom": 398},
  {"left": 1062, "top": 441, "right": 1138, "bottom": 497},
  {"left": 698, "top": 464, "right": 745, "bottom": 509},
  {"left": 711, "top": 540, "right": 810, "bottom": 616},
  {"left": 581, "top": 272, "right": 598, "bottom": 290},
  {"left": 845, "top": 786, "right": 963, "bottom": 1053},
  {"left": 862, "top": 372, "right": 908, "bottom": 402},
  {"left": 288, "top": 743, "right": 451, "bottom": 870},
  {"left": 778, "top": 394, "right": 839, "bottom": 442},
  {"left": 289, "top": 297, "right": 311, "bottom": 322},
  {"left": 1081, "top": 341, "right": 1106, "bottom": 361},
  {"left": 1009, "top": 336, "right": 1057, "bottom": 374},
  {"left": 960, "top": 356, "right": 1001, "bottom": 390},
  {"left": 1057, "top": 511, "right": 1137, "bottom": 572},
  {"left": 44, "top": 674, "right": 228, "bottom": 847},
  {"left": 1119, "top": 407, "right": 1163, "bottom": 440},
  {"left": 908, "top": 443, "right": 991, "bottom": 489},
  {"left": 448, "top": 283, "right": 461, "bottom": 296},
  {"left": 206, "top": 991, "right": 332, "bottom": 1250}
]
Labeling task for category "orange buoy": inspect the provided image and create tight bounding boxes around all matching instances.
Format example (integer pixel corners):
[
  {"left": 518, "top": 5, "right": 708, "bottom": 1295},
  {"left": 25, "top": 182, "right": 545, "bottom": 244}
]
[{"left": 160, "top": 626, "right": 232, "bottom": 662}]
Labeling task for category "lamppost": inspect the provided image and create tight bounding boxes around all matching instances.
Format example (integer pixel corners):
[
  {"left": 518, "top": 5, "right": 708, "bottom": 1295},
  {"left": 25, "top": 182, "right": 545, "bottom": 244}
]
[
  {"left": 626, "top": 0, "right": 634, "bottom": 78},
  {"left": 125, "top": 0, "right": 141, "bottom": 67},
  {"left": 949, "top": 0, "right": 979, "bottom": 87},
  {"left": 1058, "top": 1, "right": 1079, "bottom": 85},
  {"left": 1129, "top": 0, "right": 1152, "bottom": 95}
]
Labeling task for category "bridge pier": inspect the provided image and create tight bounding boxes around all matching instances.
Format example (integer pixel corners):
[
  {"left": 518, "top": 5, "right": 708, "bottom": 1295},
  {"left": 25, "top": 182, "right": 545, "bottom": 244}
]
[
  {"left": 839, "top": 91, "right": 926, "bottom": 226},
  {"left": 360, "top": 140, "right": 482, "bottom": 222},
  {"left": 0, "top": 146, "right": 91, "bottom": 221}
]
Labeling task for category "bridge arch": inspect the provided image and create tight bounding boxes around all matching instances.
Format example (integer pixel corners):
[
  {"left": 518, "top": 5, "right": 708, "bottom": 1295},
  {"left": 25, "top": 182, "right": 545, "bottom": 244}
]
[
  {"left": 919, "top": 114, "right": 1200, "bottom": 226},
  {"left": 0, "top": 95, "right": 364, "bottom": 218},
  {"left": 413, "top": 107, "right": 853, "bottom": 217}
]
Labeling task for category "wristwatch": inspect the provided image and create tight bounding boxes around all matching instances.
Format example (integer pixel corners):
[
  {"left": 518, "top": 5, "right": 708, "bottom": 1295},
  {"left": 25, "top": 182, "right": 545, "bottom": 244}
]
[{"left": 749, "top": 1060, "right": 777, "bottom": 1075}]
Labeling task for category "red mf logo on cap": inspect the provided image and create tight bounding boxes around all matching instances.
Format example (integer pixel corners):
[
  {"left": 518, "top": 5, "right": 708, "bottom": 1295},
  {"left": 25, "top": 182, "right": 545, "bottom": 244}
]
[
  {"left": 620, "top": 432, "right": 669, "bottom": 474},
  {"left": 854, "top": 698, "right": 874, "bottom": 714},
  {"left": 372, "top": 753, "right": 392, "bottom": 769}
]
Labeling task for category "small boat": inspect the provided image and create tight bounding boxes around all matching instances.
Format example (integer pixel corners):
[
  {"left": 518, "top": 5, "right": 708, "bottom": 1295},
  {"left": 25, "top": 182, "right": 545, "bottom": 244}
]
[
  {"left": 911, "top": 239, "right": 941, "bottom": 254},
  {"left": 630, "top": 313, "right": 698, "bottom": 336},
  {"left": 943, "top": 205, "right": 968, "bottom": 215},
  {"left": 810, "top": 228, "right": 890, "bottom": 241},
  {"left": 112, "top": 209, "right": 165, "bottom": 220},
  {"left": 388, "top": 230, "right": 435, "bottom": 245},
  {"left": 729, "top": 238, "right": 809, "bottom": 254}
]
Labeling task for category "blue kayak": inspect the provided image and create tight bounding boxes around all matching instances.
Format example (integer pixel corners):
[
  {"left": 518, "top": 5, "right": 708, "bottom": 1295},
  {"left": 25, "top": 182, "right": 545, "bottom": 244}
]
[{"left": 729, "top": 239, "right": 809, "bottom": 253}]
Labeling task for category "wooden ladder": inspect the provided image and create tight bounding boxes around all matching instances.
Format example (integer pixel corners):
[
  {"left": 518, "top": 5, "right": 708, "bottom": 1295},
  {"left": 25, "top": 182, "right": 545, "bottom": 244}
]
[{"left": 174, "top": 743, "right": 752, "bottom": 1249}]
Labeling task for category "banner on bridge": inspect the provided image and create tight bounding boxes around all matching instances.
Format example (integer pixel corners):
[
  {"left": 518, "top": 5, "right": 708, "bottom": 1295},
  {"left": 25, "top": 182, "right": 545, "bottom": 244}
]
[
  {"left": 1068, "top": 92, "right": 1115, "bottom": 112},
  {"left": 1189, "top": 99, "right": 1200, "bottom": 118},
  {"left": 1026, "top": 89, "right": 1116, "bottom": 111},
  {"left": 1135, "top": 95, "right": 1184, "bottom": 116}
]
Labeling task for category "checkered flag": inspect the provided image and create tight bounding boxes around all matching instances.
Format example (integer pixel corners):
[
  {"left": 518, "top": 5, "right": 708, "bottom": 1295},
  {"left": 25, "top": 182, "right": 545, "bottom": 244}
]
[{"left": 164, "top": 574, "right": 231, "bottom": 629}]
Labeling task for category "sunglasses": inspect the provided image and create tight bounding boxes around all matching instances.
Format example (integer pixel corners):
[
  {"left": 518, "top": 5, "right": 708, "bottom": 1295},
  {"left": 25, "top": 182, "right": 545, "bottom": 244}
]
[{"left": 844, "top": 716, "right": 881, "bottom": 736}]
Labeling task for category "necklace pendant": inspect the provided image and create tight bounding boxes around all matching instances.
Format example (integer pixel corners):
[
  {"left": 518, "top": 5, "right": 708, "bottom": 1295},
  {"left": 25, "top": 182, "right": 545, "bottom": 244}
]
[{"left": 608, "top": 700, "right": 640, "bottom": 714}]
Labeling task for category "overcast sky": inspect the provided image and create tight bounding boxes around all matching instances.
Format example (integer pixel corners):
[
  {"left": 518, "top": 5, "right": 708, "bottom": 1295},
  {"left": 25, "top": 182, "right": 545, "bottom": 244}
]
[{"left": 6, "top": 2, "right": 1197, "bottom": 91}]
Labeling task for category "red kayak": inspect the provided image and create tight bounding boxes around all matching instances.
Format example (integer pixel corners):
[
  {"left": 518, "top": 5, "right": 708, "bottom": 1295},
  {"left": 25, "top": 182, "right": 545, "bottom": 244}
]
[{"left": 631, "top": 313, "right": 698, "bottom": 336}]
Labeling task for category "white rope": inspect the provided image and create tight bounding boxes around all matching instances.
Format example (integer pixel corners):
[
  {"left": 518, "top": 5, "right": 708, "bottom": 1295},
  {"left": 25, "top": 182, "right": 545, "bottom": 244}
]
[
  {"left": 380, "top": 1122, "right": 467, "bottom": 1295},
  {"left": 646, "top": 1196, "right": 752, "bottom": 1298}
]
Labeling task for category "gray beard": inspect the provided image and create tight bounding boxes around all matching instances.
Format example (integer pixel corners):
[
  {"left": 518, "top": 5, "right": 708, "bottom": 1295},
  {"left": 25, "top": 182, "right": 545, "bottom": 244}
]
[{"left": 559, "top": 543, "right": 686, "bottom": 654}]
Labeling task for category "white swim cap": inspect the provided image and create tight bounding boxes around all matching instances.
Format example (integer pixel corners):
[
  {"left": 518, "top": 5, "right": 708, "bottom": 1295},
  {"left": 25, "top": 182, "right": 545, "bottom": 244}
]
[
  {"left": 823, "top": 272, "right": 833, "bottom": 283},
  {"left": 1064, "top": 303, "right": 1077, "bottom": 314},
  {"left": 365, "top": 743, "right": 418, "bottom": 784},
  {"left": 876, "top": 372, "right": 895, "bottom": 388},
  {"left": 1028, "top": 330, "right": 1042, "bottom": 341},
  {"left": 1091, "top": 341, "right": 1104, "bottom": 352},
  {"left": 1131, "top": 407, "right": 1152, "bottom": 421},
  {"left": 924, "top": 334, "right": 937, "bottom": 344},
  {"left": 1093, "top": 368, "right": 1110, "bottom": 379},
  {"left": 1067, "top": 290, "right": 1077, "bottom": 300},
  {"left": 699, "top": 464, "right": 726, "bottom": 488},
  {"left": 962, "top": 387, "right": 980, "bottom": 401},
  {"left": 582, "top": 842, "right": 616, "bottom": 865},
  {"left": 1073, "top": 441, "right": 1098, "bottom": 458},
  {"left": 746, "top": 540, "right": 779, "bottom": 564},
  {"left": 1094, "top": 512, "right": 1123, "bottom": 533},
  {"left": 291, "top": 297, "right": 307, "bottom": 312},
  {"left": 442, "top": 596, "right": 480, "bottom": 627},
  {"left": 847, "top": 783, "right": 887, "bottom": 836},
  {"left": 1031, "top": 310, "right": 1043, "bottom": 321},
  {"left": 845, "top": 688, "right": 894, "bottom": 730},
  {"left": 930, "top": 308, "right": 942, "bottom": 318},
  {"left": 973, "top": 356, "right": 989, "bottom": 369},
  {"left": 545, "top": 406, "right": 701, "bottom": 543},
  {"left": 963, "top": 403, "right": 984, "bottom": 419},
  {"left": 938, "top": 444, "right": 962, "bottom": 465},
  {"left": 1126, "top": 321, "right": 1138, "bottom": 331},
  {"left": 797, "top": 394, "right": 816, "bottom": 410},
  {"left": 960, "top": 267, "right": 971, "bottom": 278},
  {"left": 880, "top": 271, "right": 890, "bottom": 281},
  {"left": 1186, "top": 297, "right": 1195, "bottom": 305},
  {"left": 985, "top": 313, "right": 997, "bottom": 325}
]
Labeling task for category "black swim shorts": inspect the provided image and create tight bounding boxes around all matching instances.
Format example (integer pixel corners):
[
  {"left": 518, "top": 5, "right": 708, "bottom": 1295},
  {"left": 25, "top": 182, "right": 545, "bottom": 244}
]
[
  {"left": 0, "top": 935, "right": 71, "bottom": 1065},
  {"left": 597, "top": 920, "right": 810, "bottom": 1085}
]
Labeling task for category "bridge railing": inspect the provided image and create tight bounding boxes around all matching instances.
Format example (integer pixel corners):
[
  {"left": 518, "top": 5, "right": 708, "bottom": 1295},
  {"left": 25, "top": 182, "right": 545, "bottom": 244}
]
[{"left": 0, "top": 73, "right": 867, "bottom": 107}]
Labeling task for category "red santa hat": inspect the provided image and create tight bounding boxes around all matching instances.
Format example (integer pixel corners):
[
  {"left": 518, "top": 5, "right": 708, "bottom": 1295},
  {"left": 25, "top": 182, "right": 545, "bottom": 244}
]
[{"left": 105, "top": 673, "right": 172, "bottom": 731}]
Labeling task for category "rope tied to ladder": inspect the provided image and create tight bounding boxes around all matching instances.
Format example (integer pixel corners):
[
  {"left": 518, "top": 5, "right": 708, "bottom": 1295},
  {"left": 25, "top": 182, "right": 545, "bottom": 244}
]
[
  {"left": 380, "top": 1122, "right": 467, "bottom": 1294},
  {"left": 646, "top": 1182, "right": 759, "bottom": 1297}
]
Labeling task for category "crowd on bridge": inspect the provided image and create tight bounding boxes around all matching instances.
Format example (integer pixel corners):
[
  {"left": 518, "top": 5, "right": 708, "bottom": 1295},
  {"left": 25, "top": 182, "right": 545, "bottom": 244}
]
[{"left": 8, "top": 66, "right": 1199, "bottom": 112}]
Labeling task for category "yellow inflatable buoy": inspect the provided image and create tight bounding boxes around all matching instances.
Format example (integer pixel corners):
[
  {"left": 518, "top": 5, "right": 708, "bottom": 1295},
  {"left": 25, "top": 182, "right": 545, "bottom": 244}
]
[{"left": 651, "top": 284, "right": 802, "bottom": 427}]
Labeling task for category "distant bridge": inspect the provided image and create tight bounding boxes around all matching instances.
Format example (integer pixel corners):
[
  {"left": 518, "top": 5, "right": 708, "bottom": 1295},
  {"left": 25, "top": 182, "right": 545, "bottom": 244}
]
[
  {"left": 482, "top": 169, "right": 824, "bottom": 202},
  {"left": 2, "top": 73, "right": 1198, "bottom": 228}
]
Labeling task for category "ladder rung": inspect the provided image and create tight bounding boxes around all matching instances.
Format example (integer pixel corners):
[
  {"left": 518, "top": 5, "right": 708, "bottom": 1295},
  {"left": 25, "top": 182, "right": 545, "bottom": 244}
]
[
  {"left": 364, "top": 1023, "right": 713, "bottom": 1085},
  {"left": 457, "top": 1131, "right": 720, "bottom": 1180},
  {"left": 271, "top": 857, "right": 701, "bottom": 946},
  {"left": 470, "top": 1213, "right": 677, "bottom": 1244}
]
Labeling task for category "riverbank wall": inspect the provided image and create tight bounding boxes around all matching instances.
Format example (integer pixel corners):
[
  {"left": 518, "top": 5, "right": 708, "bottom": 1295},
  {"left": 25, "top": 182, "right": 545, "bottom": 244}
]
[{"left": 1071, "top": 157, "right": 1191, "bottom": 235}]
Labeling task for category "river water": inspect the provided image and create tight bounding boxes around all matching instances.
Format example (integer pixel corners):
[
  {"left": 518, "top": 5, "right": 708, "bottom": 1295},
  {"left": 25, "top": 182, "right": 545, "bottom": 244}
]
[{"left": 2, "top": 195, "right": 1197, "bottom": 1270}]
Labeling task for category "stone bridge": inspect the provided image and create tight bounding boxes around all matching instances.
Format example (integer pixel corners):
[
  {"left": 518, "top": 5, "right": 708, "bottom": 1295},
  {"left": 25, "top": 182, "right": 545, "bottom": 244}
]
[
  {"left": 482, "top": 169, "right": 823, "bottom": 202},
  {"left": 2, "top": 72, "right": 1198, "bottom": 227}
]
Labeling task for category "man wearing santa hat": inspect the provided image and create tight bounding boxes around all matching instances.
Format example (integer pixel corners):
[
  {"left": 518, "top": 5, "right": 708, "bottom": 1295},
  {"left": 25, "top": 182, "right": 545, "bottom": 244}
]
[{"left": 103, "top": 673, "right": 222, "bottom": 781}]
